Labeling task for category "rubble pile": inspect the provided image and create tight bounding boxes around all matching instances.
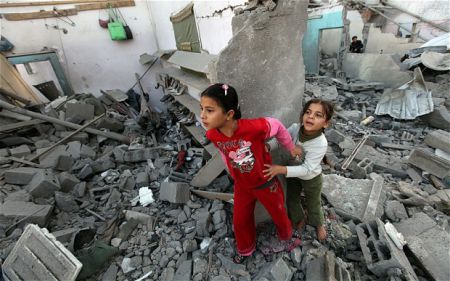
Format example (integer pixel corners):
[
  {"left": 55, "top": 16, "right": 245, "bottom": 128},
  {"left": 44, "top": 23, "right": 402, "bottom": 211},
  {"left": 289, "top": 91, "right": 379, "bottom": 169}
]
[{"left": 1, "top": 39, "right": 450, "bottom": 281}]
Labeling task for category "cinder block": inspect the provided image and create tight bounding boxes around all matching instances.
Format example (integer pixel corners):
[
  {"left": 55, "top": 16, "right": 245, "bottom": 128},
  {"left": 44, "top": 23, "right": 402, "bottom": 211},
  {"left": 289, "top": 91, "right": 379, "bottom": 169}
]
[
  {"left": 0, "top": 201, "right": 53, "bottom": 227},
  {"left": 9, "top": 144, "right": 31, "bottom": 158},
  {"left": 65, "top": 102, "right": 94, "bottom": 122},
  {"left": 26, "top": 169, "right": 61, "bottom": 198},
  {"left": 353, "top": 158, "right": 373, "bottom": 179},
  {"left": 3, "top": 224, "right": 82, "bottom": 281},
  {"left": 80, "top": 145, "right": 96, "bottom": 159},
  {"left": 159, "top": 182, "right": 190, "bottom": 204},
  {"left": 356, "top": 219, "right": 418, "bottom": 281},
  {"left": 4, "top": 167, "right": 42, "bottom": 185},
  {"left": 57, "top": 172, "right": 80, "bottom": 192}
]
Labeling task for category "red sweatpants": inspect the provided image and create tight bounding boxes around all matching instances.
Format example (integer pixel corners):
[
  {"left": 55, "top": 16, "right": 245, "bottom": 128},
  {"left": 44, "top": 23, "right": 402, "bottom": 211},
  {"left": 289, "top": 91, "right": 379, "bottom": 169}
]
[{"left": 233, "top": 179, "right": 293, "bottom": 256}]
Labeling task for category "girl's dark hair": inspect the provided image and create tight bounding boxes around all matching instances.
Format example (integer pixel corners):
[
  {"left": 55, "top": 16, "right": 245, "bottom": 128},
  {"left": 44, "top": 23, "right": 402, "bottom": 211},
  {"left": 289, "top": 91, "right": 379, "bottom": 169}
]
[
  {"left": 200, "top": 83, "right": 242, "bottom": 119},
  {"left": 301, "top": 98, "right": 334, "bottom": 121}
]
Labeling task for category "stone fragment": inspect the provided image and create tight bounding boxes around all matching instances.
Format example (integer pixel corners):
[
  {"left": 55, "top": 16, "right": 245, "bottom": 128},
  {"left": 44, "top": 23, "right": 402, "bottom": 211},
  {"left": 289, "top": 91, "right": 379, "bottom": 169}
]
[
  {"left": 26, "top": 169, "right": 61, "bottom": 198},
  {"left": 160, "top": 182, "right": 191, "bottom": 204},
  {"left": 9, "top": 144, "right": 31, "bottom": 158},
  {"left": 4, "top": 167, "right": 41, "bottom": 185},
  {"left": 55, "top": 192, "right": 79, "bottom": 212},
  {"left": 0, "top": 201, "right": 53, "bottom": 227}
]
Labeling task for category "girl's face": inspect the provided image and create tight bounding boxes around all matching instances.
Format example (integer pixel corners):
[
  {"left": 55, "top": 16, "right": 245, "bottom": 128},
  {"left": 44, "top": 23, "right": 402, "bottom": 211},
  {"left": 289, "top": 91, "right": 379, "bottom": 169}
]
[
  {"left": 200, "top": 96, "right": 232, "bottom": 130},
  {"left": 302, "top": 103, "right": 329, "bottom": 134}
]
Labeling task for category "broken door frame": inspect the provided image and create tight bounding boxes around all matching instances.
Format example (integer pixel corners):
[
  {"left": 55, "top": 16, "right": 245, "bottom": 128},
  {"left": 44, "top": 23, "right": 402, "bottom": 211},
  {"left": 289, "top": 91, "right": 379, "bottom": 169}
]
[
  {"left": 303, "top": 5, "right": 345, "bottom": 74},
  {"left": 7, "top": 50, "right": 74, "bottom": 96}
]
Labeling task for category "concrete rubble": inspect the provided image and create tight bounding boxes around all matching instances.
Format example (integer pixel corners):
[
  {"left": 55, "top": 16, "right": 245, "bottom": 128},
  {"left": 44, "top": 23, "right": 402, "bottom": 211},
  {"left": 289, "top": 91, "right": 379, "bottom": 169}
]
[{"left": 1, "top": 1, "right": 450, "bottom": 281}]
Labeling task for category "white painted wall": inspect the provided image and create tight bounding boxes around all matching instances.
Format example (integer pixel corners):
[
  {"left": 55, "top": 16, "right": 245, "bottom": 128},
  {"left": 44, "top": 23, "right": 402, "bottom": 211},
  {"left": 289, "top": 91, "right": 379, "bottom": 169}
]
[
  {"left": 0, "top": 0, "right": 245, "bottom": 105},
  {"left": 382, "top": 0, "right": 449, "bottom": 41}
]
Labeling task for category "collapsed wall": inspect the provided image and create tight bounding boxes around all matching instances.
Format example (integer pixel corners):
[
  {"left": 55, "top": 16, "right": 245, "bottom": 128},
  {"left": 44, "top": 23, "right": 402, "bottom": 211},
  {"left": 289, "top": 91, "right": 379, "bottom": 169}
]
[{"left": 215, "top": 0, "right": 308, "bottom": 125}]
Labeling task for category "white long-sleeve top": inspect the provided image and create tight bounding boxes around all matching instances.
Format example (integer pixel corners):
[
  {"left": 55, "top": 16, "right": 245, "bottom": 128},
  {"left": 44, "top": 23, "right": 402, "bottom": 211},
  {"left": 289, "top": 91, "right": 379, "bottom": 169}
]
[{"left": 268, "top": 123, "right": 328, "bottom": 180}]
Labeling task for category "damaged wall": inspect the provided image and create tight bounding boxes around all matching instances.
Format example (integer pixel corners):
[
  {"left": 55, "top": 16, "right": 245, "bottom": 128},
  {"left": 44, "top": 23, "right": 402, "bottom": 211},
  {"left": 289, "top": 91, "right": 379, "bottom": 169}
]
[
  {"left": 343, "top": 53, "right": 412, "bottom": 87},
  {"left": 0, "top": 1, "right": 159, "bottom": 100},
  {"left": 216, "top": 0, "right": 308, "bottom": 125},
  {"left": 382, "top": 0, "right": 449, "bottom": 41},
  {"left": 0, "top": 1, "right": 244, "bottom": 101},
  {"left": 303, "top": 5, "right": 345, "bottom": 74}
]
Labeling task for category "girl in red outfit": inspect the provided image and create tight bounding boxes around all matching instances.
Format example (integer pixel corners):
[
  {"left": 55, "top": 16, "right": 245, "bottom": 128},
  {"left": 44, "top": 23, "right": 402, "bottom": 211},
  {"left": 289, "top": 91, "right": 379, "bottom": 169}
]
[{"left": 200, "top": 83, "right": 301, "bottom": 264}]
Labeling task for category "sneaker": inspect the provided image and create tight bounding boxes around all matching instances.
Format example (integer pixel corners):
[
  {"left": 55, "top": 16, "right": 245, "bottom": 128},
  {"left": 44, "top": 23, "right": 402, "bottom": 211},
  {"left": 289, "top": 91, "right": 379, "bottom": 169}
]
[{"left": 281, "top": 237, "right": 301, "bottom": 252}]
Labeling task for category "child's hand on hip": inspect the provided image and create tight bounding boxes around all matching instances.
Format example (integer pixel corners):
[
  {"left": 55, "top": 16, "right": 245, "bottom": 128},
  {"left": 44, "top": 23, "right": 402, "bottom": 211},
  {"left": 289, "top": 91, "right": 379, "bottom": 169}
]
[{"left": 263, "top": 164, "right": 287, "bottom": 181}]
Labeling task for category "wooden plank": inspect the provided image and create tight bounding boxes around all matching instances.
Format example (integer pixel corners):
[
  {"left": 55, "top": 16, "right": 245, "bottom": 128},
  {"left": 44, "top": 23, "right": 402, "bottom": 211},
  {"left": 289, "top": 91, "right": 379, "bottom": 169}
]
[
  {"left": 191, "top": 189, "right": 233, "bottom": 203},
  {"left": 3, "top": 8, "right": 78, "bottom": 21},
  {"left": 0, "top": 0, "right": 119, "bottom": 8},
  {"left": 0, "top": 54, "right": 43, "bottom": 104},
  {"left": 76, "top": 0, "right": 135, "bottom": 11},
  {"left": 2, "top": 0, "right": 135, "bottom": 21},
  {"left": 0, "top": 119, "right": 46, "bottom": 133}
]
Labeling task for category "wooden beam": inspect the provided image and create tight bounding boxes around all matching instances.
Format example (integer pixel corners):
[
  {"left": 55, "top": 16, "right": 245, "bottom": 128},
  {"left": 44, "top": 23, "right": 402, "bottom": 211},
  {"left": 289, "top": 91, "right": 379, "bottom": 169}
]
[
  {"left": 76, "top": 0, "right": 135, "bottom": 11},
  {"left": 0, "top": 0, "right": 118, "bottom": 8},
  {"left": 3, "top": 8, "right": 78, "bottom": 21},
  {"left": 2, "top": 0, "right": 135, "bottom": 21}
]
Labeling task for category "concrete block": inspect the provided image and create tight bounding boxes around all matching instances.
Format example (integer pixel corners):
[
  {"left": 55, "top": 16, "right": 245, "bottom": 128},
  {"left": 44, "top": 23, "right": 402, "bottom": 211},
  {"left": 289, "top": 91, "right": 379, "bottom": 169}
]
[
  {"left": 9, "top": 144, "right": 31, "bottom": 158},
  {"left": 394, "top": 212, "right": 450, "bottom": 281},
  {"left": 160, "top": 182, "right": 191, "bottom": 204},
  {"left": 135, "top": 172, "right": 149, "bottom": 188},
  {"left": 191, "top": 152, "right": 226, "bottom": 188},
  {"left": 322, "top": 174, "right": 385, "bottom": 222},
  {"left": 306, "top": 250, "right": 353, "bottom": 281},
  {"left": 77, "top": 164, "right": 94, "bottom": 180},
  {"left": 26, "top": 169, "right": 61, "bottom": 198},
  {"left": 65, "top": 102, "right": 95, "bottom": 122},
  {"left": 173, "top": 260, "right": 192, "bottom": 281},
  {"left": 195, "top": 211, "right": 212, "bottom": 237},
  {"left": 91, "top": 158, "right": 116, "bottom": 173},
  {"left": 384, "top": 201, "right": 408, "bottom": 222},
  {"left": 4, "top": 167, "right": 42, "bottom": 185},
  {"left": 0, "top": 201, "right": 53, "bottom": 227},
  {"left": 55, "top": 192, "right": 79, "bottom": 212},
  {"left": 123, "top": 148, "right": 159, "bottom": 162},
  {"left": 421, "top": 106, "right": 450, "bottom": 129},
  {"left": 353, "top": 158, "right": 373, "bottom": 179},
  {"left": 66, "top": 141, "right": 82, "bottom": 159},
  {"left": 80, "top": 145, "right": 96, "bottom": 159},
  {"left": 39, "top": 145, "right": 74, "bottom": 171},
  {"left": 57, "top": 172, "right": 80, "bottom": 192},
  {"left": 255, "top": 257, "right": 294, "bottom": 281},
  {"left": 408, "top": 148, "right": 450, "bottom": 179},
  {"left": 5, "top": 190, "right": 32, "bottom": 202},
  {"left": 0, "top": 148, "right": 10, "bottom": 157},
  {"left": 424, "top": 130, "right": 450, "bottom": 154},
  {"left": 355, "top": 145, "right": 407, "bottom": 178},
  {"left": 3, "top": 224, "right": 82, "bottom": 281},
  {"left": 356, "top": 219, "right": 418, "bottom": 281}
]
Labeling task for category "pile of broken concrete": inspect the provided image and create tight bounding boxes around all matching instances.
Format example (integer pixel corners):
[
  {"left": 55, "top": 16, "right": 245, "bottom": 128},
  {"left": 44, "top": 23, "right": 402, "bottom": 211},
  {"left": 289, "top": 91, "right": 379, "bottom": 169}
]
[{"left": 1, "top": 72, "right": 450, "bottom": 281}]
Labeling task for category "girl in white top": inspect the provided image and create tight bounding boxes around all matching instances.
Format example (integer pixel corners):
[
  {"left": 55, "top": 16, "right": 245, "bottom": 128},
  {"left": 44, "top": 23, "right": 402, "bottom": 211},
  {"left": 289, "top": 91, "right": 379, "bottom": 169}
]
[{"left": 263, "top": 99, "right": 334, "bottom": 241}]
